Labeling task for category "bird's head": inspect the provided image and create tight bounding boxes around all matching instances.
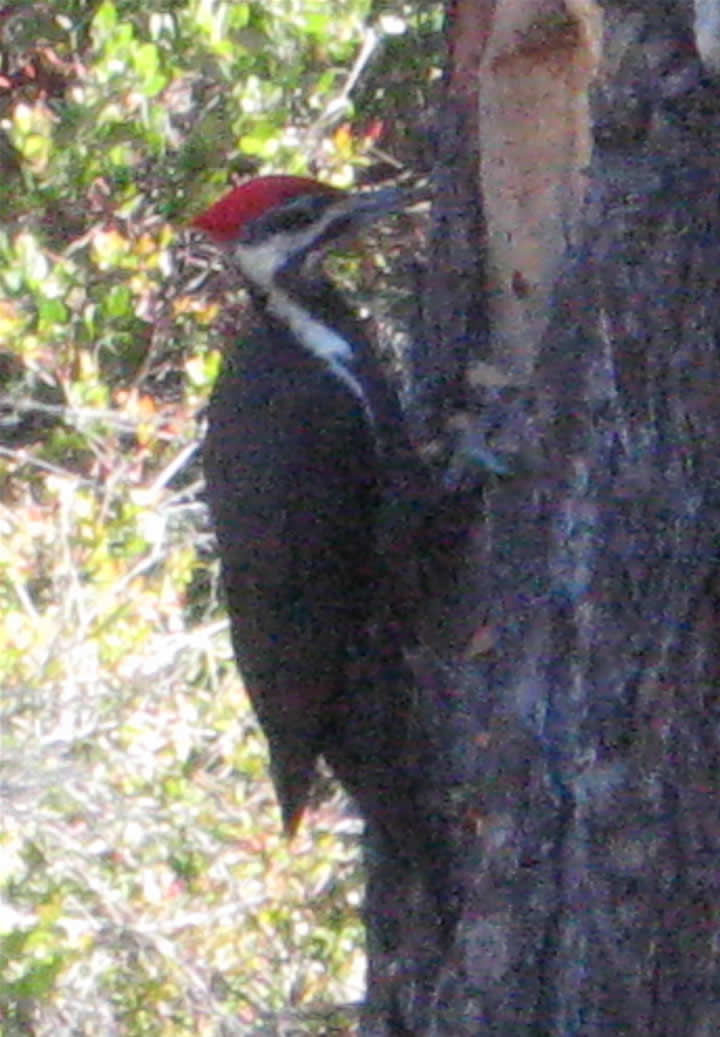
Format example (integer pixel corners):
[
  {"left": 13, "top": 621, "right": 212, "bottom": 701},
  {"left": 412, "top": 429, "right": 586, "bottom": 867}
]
[{"left": 191, "top": 175, "right": 410, "bottom": 291}]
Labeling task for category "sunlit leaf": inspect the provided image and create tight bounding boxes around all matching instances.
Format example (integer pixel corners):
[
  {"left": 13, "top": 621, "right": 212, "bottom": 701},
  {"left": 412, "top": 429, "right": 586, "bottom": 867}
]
[
  {"left": 104, "top": 283, "right": 132, "bottom": 317},
  {"left": 92, "top": 0, "right": 118, "bottom": 39},
  {"left": 14, "top": 233, "right": 49, "bottom": 287},
  {"left": 37, "top": 298, "right": 68, "bottom": 326},
  {"left": 91, "top": 228, "right": 131, "bottom": 270}
]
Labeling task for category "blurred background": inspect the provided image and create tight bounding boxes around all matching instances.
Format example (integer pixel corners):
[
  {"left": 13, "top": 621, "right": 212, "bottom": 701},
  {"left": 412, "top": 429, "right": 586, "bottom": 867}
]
[{"left": 0, "top": 1, "right": 442, "bottom": 1033}]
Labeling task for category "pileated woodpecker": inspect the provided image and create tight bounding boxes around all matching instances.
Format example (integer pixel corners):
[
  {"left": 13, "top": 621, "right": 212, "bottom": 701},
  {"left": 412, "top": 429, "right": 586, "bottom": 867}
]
[{"left": 192, "top": 176, "right": 423, "bottom": 843}]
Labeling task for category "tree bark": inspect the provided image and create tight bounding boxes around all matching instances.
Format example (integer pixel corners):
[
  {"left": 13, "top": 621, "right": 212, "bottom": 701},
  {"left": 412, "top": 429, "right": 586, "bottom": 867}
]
[{"left": 362, "top": 1, "right": 720, "bottom": 1033}]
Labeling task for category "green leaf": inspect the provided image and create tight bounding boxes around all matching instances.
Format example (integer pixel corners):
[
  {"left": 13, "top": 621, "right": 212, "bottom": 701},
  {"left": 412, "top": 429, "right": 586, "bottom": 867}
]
[
  {"left": 305, "top": 11, "right": 330, "bottom": 36},
  {"left": 132, "top": 42, "right": 169, "bottom": 96},
  {"left": 37, "top": 298, "right": 68, "bottom": 327},
  {"left": 104, "top": 284, "right": 132, "bottom": 318},
  {"left": 0, "top": 928, "right": 30, "bottom": 961},
  {"left": 92, "top": 0, "right": 118, "bottom": 40},
  {"left": 11, "top": 955, "right": 64, "bottom": 999},
  {"left": 15, "top": 233, "right": 49, "bottom": 288}
]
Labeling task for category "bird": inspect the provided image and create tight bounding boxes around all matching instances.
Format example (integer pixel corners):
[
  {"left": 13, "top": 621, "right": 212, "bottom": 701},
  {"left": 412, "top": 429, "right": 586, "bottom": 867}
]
[{"left": 192, "top": 175, "right": 420, "bottom": 839}]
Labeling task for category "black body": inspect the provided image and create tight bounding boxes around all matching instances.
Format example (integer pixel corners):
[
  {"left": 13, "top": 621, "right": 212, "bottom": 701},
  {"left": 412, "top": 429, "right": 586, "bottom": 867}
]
[
  {"left": 204, "top": 277, "right": 401, "bottom": 833},
  {"left": 197, "top": 179, "right": 466, "bottom": 950}
]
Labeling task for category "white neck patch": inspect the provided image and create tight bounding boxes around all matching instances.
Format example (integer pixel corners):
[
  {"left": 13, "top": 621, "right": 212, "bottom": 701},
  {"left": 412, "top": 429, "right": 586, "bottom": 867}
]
[
  {"left": 230, "top": 201, "right": 352, "bottom": 290},
  {"left": 268, "top": 288, "right": 375, "bottom": 429},
  {"left": 226, "top": 199, "right": 378, "bottom": 429}
]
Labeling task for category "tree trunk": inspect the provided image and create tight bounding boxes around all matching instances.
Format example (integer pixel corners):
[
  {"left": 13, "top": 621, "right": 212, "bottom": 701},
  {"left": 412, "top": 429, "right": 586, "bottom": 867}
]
[{"left": 362, "top": 1, "right": 720, "bottom": 1033}]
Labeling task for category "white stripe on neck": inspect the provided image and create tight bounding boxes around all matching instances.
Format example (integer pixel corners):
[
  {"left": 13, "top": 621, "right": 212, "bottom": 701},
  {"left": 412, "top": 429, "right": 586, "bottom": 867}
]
[{"left": 268, "top": 288, "right": 375, "bottom": 428}]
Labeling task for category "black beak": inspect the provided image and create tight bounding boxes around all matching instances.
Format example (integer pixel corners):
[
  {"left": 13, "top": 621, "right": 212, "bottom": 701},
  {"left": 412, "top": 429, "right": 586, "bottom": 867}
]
[
  {"left": 303, "top": 182, "right": 427, "bottom": 262},
  {"left": 339, "top": 182, "right": 430, "bottom": 224}
]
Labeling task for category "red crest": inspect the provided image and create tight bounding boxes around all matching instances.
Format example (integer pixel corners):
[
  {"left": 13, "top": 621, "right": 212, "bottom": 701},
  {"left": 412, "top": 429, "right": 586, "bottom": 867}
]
[{"left": 192, "top": 175, "right": 344, "bottom": 243}]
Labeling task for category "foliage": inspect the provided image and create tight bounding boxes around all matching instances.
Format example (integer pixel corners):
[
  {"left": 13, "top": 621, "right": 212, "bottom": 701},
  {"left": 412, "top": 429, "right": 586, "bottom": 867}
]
[{"left": 0, "top": 0, "right": 443, "bottom": 1033}]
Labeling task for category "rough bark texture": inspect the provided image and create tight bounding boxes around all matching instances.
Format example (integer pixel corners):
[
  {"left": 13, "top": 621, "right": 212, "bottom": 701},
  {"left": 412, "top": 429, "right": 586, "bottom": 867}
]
[{"left": 362, "top": 1, "right": 720, "bottom": 1033}]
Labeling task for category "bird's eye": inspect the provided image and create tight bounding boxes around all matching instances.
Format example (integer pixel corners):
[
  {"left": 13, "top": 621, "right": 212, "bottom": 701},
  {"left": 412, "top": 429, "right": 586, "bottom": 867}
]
[
  {"left": 244, "top": 195, "right": 334, "bottom": 242},
  {"left": 266, "top": 207, "right": 316, "bottom": 233}
]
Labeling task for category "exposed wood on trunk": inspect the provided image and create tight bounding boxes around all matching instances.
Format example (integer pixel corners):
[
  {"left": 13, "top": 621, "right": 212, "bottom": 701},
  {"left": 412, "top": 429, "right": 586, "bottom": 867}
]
[{"left": 479, "top": 0, "right": 602, "bottom": 380}]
